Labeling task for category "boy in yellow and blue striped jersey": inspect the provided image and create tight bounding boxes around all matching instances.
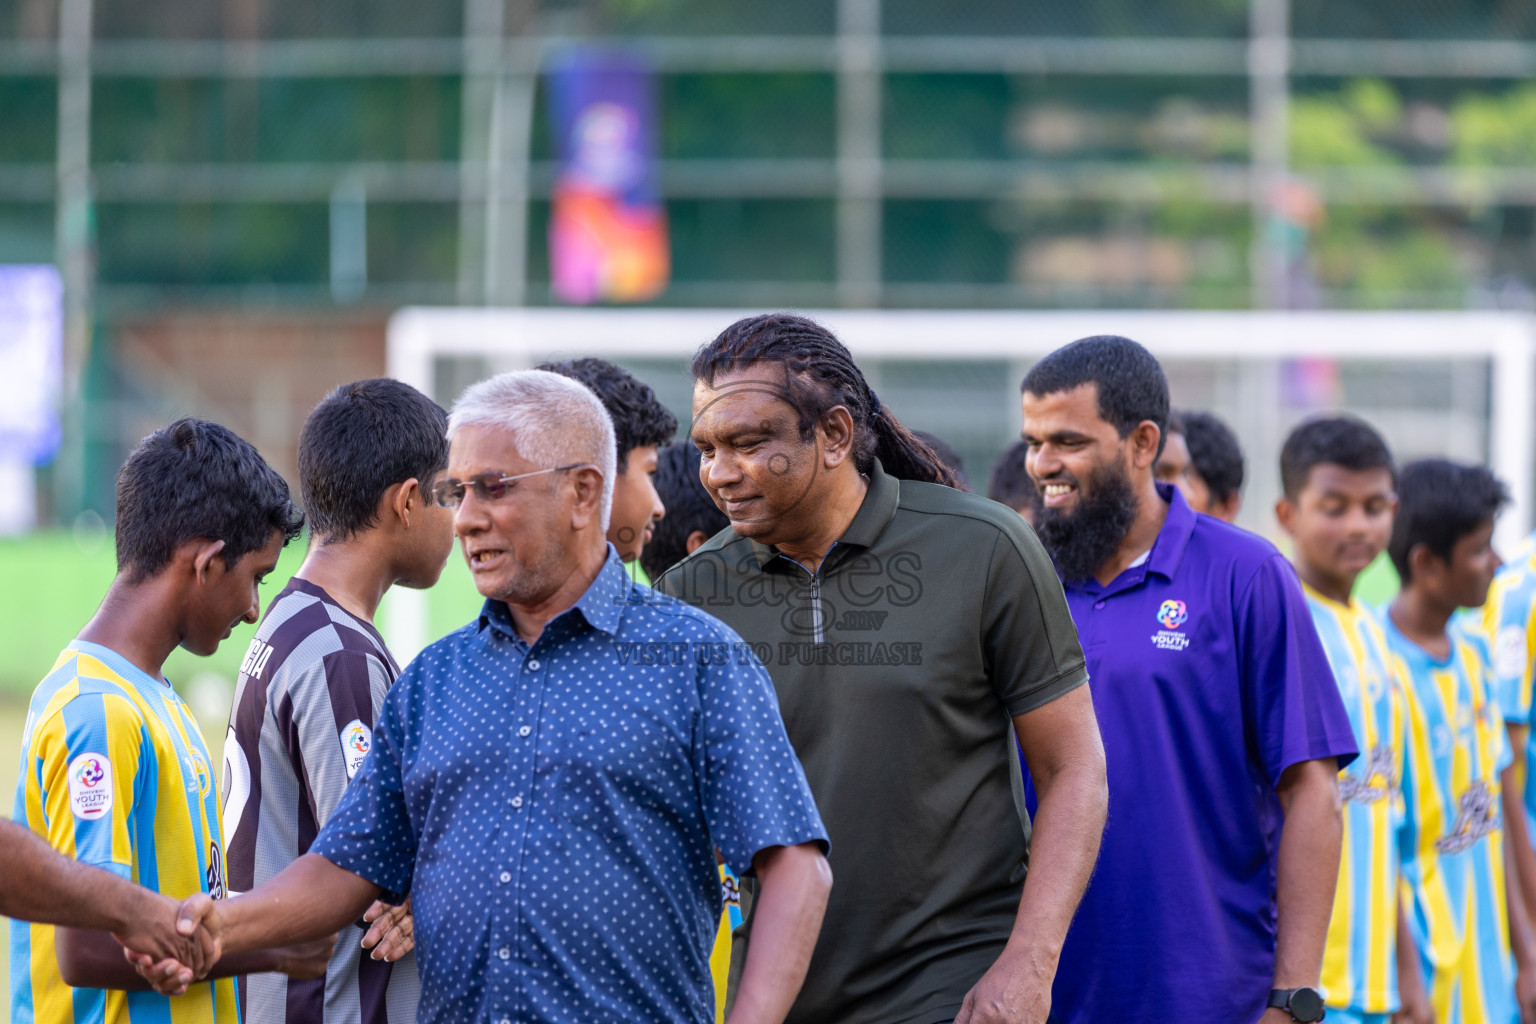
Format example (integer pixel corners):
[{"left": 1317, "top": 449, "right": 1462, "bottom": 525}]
[
  {"left": 1383, "top": 458, "right": 1533, "bottom": 1024},
  {"left": 11, "top": 419, "right": 330, "bottom": 1024},
  {"left": 1275, "top": 416, "right": 1429, "bottom": 1024},
  {"left": 1482, "top": 531, "right": 1536, "bottom": 949}
]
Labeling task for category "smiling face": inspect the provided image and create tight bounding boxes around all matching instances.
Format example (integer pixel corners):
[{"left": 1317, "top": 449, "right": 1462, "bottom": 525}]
[
  {"left": 183, "top": 529, "right": 284, "bottom": 656},
  {"left": 608, "top": 445, "right": 664, "bottom": 562},
  {"left": 690, "top": 366, "right": 829, "bottom": 548},
  {"left": 448, "top": 423, "right": 587, "bottom": 606},
  {"left": 1021, "top": 383, "right": 1140, "bottom": 516},
  {"left": 1278, "top": 463, "right": 1397, "bottom": 599}
]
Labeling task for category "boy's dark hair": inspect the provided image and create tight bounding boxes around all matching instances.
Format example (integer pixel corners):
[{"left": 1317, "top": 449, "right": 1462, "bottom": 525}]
[
  {"left": 298, "top": 378, "right": 450, "bottom": 543},
  {"left": 692, "top": 313, "right": 959, "bottom": 487},
  {"left": 538, "top": 357, "right": 678, "bottom": 470},
  {"left": 639, "top": 442, "right": 729, "bottom": 581},
  {"left": 1388, "top": 458, "right": 1508, "bottom": 584},
  {"left": 987, "top": 440, "right": 1036, "bottom": 511},
  {"left": 1279, "top": 414, "right": 1393, "bottom": 500},
  {"left": 1182, "top": 410, "right": 1246, "bottom": 503},
  {"left": 1021, "top": 335, "right": 1171, "bottom": 457},
  {"left": 913, "top": 431, "right": 970, "bottom": 491},
  {"left": 115, "top": 417, "right": 304, "bottom": 583}
]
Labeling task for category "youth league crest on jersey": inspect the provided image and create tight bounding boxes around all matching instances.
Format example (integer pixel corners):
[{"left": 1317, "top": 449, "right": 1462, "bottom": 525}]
[
  {"left": 340, "top": 719, "right": 373, "bottom": 779},
  {"left": 67, "top": 752, "right": 113, "bottom": 820},
  {"left": 1152, "top": 599, "right": 1192, "bottom": 651},
  {"left": 1496, "top": 624, "right": 1528, "bottom": 683},
  {"left": 184, "top": 751, "right": 212, "bottom": 796}
]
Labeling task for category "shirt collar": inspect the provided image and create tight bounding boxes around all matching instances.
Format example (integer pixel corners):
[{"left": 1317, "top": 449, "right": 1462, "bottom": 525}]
[
  {"left": 1062, "top": 482, "right": 1194, "bottom": 596},
  {"left": 749, "top": 459, "right": 901, "bottom": 569},
  {"left": 1144, "top": 482, "right": 1197, "bottom": 581},
  {"left": 478, "top": 544, "right": 633, "bottom": 641}
]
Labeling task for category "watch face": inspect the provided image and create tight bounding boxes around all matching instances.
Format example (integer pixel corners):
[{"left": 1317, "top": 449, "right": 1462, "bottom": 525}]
[{"left": 1289, "top": 987, "right": 1325, "bottom": 1022}]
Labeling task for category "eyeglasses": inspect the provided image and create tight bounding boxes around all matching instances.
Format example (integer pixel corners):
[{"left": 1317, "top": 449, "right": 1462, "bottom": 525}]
[{"left": 430, "top": 464, "right": 584, "bottom": 509}]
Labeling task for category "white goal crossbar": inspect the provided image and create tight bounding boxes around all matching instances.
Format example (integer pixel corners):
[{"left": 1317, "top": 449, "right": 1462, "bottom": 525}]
[{"left": 384, "top": 306, "right": 1536, "bottom": 659}]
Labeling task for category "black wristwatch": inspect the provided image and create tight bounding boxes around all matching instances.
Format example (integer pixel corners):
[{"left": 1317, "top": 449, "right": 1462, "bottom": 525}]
[{"left": 1268, "top": 987, "right": 1326, "bottom": 1022}]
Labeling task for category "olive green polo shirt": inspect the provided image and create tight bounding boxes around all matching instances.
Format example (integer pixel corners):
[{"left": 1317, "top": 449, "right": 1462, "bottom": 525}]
[{"left": 654, "top": 460, "right": 1088, "bottom": 1024}]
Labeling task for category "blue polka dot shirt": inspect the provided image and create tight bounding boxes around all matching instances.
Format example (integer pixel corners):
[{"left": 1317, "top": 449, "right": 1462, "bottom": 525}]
[{"left": 311, "top": 551, "right": 829, "bottom": 1024}]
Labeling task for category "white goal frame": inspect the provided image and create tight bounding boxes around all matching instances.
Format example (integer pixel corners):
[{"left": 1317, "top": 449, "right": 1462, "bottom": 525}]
[{"left": 384, "top": 306, "right": 1536, "bottom": 659}]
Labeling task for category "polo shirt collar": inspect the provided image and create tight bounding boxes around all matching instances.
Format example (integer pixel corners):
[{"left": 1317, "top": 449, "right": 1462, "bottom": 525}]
[
  {"left": 1145, "top": 482, "right": 1198, "bottom": 581},
  {"left": 1062, "top": 482, "right": 1196, "bottom": 596},
  {"left": 478, "top": 544, "right": 632, "bottom": 640},
  {"left": 748, "top": 459, "right": 901, "bottom": 569}
]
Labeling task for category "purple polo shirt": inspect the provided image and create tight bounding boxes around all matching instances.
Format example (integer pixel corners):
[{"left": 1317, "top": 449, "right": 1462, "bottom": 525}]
[{"left": 1050, "top": 485, "right": 1357, "bottom": 1024}]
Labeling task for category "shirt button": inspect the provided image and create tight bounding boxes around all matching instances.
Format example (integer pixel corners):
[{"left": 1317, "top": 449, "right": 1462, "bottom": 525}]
[
  {"left": 518, "top": 725, "right": 531, "bottom": 738},
  {"left": 499, "top": 871, "right": 511, "bottom": 884},
  {"left": 527, "top": 659, "right": 541, "bottom": 671},
  {"left": 499, "top": 1019, "right": 510, "bottom": 1024},
  {"left": 1094, "top": 601, "right": 1106, "bottom": 610},
  {"left": 498, "top": 947, "right": 511, "bottom": 960},
  {"left": 510, "top": 795, "right": 524, "bottom": 808}
]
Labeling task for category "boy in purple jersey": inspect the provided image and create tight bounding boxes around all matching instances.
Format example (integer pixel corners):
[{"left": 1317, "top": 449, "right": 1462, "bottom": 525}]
[{"left": 222, "top": 379, "right": 455, "bottom": 1024}]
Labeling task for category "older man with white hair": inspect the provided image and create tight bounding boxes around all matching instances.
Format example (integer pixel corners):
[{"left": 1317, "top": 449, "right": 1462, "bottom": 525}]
[{"left": 133, "top": 371, "right": 834, "bottom": 1024}]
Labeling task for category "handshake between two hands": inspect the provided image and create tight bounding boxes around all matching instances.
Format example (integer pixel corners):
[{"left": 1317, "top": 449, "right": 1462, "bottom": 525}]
[{"left": 112, "top": 895, "right": 413, "bottom": 997}]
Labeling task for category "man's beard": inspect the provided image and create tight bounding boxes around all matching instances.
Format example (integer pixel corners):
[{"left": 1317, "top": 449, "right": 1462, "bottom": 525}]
[{"left": 1033, "top": 461, "right": 1140, "bottom": 583}]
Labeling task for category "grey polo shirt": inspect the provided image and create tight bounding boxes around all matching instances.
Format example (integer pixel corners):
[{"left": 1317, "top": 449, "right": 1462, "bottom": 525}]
[{"left": 654, "top": 460, "right": 1089, "bottom": 1024}]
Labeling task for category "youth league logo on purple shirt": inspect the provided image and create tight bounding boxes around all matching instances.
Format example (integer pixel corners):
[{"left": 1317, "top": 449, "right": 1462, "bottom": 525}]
[{"left": 1152, "top": 599, "right": 1191, "bottom": 650}]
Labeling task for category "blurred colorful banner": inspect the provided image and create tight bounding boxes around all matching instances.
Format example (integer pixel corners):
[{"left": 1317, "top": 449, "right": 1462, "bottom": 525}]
[
  {"left": 0, "top": 265, "right": 62, "bottom": 534},
  {"left": 547, "top": 48, "right": 669, "bottom": 305}
]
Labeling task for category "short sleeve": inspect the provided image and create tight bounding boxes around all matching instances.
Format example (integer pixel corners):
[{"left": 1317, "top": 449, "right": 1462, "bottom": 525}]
[
  {"left": 982, "top": 526, "right": 1090, "bottom": 717},
  {"left": 1485, "top": 579, "right": 1535, "bottom": 726},
  {"left": 309, "top": 668, "right": 417, "bottom": 903},
  {"left": 287, "top": 650, "right": 391, "bottom": 829},
  {"left": 30, "top": 690, "right": 145, "bottom": 876},
  {"left": 1238, "top": 555, "right": 1360, "bottom": 787},
  {"left": 696, "top": 647, "right": 828, "bottom": 877}
]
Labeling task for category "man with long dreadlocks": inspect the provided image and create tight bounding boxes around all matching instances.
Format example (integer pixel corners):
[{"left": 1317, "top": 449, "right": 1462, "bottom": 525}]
[{"left": 655, "top": 313, "right": 1108, "bottom": 1024}]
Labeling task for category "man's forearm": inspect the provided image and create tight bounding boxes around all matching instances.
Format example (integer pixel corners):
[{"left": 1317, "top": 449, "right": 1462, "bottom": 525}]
[
  {"left": 218, "top": 854, "right": 381, "bottom": 955},
  {"left": 0, "top": 820, "right": 149, "bottom": 931},
  {"left": 1272, "top": 759, "right": 1342, "bottom": 989},
  {"left": 1004, "top": 753, "right": 1108, "bottom": 967},
  {"left": 58, "top": 928, "right": 293, "bottom": 991},
  {"left": 1007, "top": 686, "right": 1109, "bottom": 970},
  {"left": 726, "top": 843, "right": 832, "bottom": 1024}
]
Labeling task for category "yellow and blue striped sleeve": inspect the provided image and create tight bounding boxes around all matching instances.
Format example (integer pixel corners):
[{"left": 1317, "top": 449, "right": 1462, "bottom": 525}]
[
  {"left": 29, "top": 687, "right": 146, "bottom": 877},
  {"left": 1485, "top": 567, "right": 1536, "bottom": 725}
]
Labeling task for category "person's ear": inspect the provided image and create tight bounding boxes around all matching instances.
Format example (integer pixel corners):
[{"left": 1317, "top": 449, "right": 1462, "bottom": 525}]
[
  {"left": 1408, "top": 542, "right": 1441, "bottom": 586},
  {"left": 1215, "top": 493, "right": 1243, "bottom": 523},
  {"left": 819, "top": 406, "right": 856, "bottom": 469},
  {"left": 1129, "top": 421, "right": 1162, "bottom": 470},
  {"left": 1274, "top": 496, "right": 1296, "bottom": 537},
  {"left": 685, "top": 529, "right": 711, "bottom": 555},
  {"left": 390, "top": 479, "right": 422, "bottom": 529},
  {"left": 192, "top": 539, "right": 227, "bottom": 584},
  {"left": 568, "top": 466, "right": 605, "bottom": 531}
]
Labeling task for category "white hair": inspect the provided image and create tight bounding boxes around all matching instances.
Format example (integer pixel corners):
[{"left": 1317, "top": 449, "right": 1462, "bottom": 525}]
[{"left": 448, "top": 369, "right": 617, "bottom": 532}]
